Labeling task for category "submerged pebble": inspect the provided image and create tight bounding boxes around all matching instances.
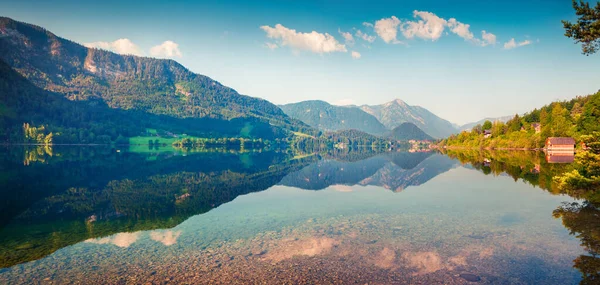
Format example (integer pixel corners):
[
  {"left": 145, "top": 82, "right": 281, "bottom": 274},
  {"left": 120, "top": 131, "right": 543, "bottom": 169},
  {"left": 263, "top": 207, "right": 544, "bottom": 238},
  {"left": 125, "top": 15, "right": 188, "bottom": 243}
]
[{"left": 459, "top": 273, "right": 481, "bottom": 282}]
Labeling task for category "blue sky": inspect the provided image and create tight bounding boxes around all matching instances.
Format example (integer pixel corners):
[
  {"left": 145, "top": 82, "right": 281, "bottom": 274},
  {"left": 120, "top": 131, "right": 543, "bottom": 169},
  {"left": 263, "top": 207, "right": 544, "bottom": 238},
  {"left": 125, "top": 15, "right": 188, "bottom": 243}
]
[{"left": 1, "top": 0, "right": 599, "bottom": 124}]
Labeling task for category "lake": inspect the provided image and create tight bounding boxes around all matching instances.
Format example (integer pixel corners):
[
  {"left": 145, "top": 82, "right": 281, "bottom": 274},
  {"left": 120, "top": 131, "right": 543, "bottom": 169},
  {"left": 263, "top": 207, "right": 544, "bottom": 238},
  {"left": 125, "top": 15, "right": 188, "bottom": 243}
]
[{"left": 0, "top": 146, "right": 595, "bottom": 284}]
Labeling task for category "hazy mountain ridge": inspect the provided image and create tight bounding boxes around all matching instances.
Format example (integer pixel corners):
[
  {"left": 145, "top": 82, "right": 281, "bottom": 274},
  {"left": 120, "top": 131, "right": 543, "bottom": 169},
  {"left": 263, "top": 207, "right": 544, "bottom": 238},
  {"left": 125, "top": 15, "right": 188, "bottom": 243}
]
[
  {"left": 281, "top": 99, "right": 457, "bottom": 140},
  {"left": 359, "top": 99, "right": 457, "bottom": 139},
  {"left": 279, "top": 100, "right": 388, "bottom": 135}
]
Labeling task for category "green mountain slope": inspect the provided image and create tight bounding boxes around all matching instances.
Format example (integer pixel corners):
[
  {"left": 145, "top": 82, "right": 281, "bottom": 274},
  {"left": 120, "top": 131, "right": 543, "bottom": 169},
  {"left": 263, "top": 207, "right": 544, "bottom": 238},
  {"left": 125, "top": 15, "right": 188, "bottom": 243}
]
[
  {"left": 0, "top": 17, "right": 308, "bottom": 142},
  {"left": 360, "top": 99, "right": 456, "bottom": 139},
  {"left": 387, "top": 122, "right": 434, "bottom": 141},
  {"left": 280, "top": 100, "right": 388, "bottom": 135}
]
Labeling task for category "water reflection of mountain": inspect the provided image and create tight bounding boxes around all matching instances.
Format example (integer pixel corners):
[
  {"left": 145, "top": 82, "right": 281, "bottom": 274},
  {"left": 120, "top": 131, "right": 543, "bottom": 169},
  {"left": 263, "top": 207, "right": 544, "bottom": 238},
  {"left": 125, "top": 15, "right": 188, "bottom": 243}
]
[
  {"left": 360, "top": 153, "right": 458, "bottom": 192},
  {"left": 0, "top": 148, "right": 317, "bottom": 268},
  {"left": 278, "top": 152, "right": 458, "bottom": 191}
]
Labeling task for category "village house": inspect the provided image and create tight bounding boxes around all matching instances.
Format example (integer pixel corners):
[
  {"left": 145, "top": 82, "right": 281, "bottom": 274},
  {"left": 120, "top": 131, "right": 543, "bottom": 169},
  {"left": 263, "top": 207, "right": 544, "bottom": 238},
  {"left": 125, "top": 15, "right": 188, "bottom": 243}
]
[
  {"left": 531, "top": 123, "right": 541, "bottom": 133},
  {"left": 545, "top": 137, "right": 576, "bottom": 151},
  {"left": 484, "top": 130, "right": 492, "bottom": 138}
]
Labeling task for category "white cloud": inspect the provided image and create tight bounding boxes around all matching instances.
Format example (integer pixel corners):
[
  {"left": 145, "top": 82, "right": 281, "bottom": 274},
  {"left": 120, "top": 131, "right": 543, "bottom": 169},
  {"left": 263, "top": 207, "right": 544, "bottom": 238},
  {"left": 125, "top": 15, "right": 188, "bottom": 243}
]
[
  {"left": 401, "top": 11, "right": 447, "bottom": 41},
  {"left": 355, "top": 30, "right": 376, "bottom": 43},
  {"left": 362, "top": 22, "right": 374, "bottom": 28},
  {"left": 481, "top": 30, "right": 497, "bottom": 46},
  {"left": 260, "top": 24, "right": 347, "bottom": 54},
  {"left": 338, "top": 29, "right": 354, "bottom": 45},
  {"left": 351, "top": 51, "right": 361, "bottom": 59},
  {"left": 265, "top": 42, "right": 278, "bottom": 50},
  {"left": 447, "top": 18, "right": 474, "bottom": 41},
  {"left": 504, "top": 38, "right": 532, "bottom": 49},
  {"left": 149, "top": 40, "right": 183, "bottom": 58},
  {"left": 374, "top": 16, "right": 402, "bottom": 44},
  {"left": 84, "top": 38, "right": 144, "bottom": 56},
  {"left": 446, "top": 19, "right": 497, "bottom": 47}
]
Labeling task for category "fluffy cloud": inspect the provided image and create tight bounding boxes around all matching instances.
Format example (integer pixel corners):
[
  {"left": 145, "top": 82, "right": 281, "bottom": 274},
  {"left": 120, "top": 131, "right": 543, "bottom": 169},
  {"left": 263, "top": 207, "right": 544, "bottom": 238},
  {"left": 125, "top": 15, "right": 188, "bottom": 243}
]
[
  {"left": 261, "top": 24, "right": 347, "bottom": 54},
  {"left": 401, "top": 11, "right": 447, "bottom": 41},
  {"left": 447, "top": 18, "right": 474, "bottom": 41},
  {"left": 84, "top": 38, "right": 143, "bottom": 56},
  {"left": 149, "top": 40, "right": 183, "bottom": 58},
  {"left": 481, "top": 30, "right": 497, "bottom": 46},
  {"left": 447, "top": 19, "right": 497, "bottom": 47},
  {"left": 355, "top": 30, "right": 376, "bottom": 43},
  {"left": 338, "top": 29, "right": 354, "bottom": 45},
  {"left": 362, "top": 22, "right": 374, "bottom": 28},
  {"left": 351, "top": 51, "right": 361, "bottom": 59},
  {"left": 374, "top": 16, "right": 402, "bottom": 44},
  {"left": 504, "top": 38, "right": 532, "bottom": 49}
]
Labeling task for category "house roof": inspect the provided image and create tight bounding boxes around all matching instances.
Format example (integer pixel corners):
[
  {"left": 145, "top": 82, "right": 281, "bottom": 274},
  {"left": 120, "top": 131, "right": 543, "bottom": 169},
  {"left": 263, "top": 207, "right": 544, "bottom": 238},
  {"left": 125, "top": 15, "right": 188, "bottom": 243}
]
[{"left": 546, "top": 137, "right": 575, "bottom": 145}]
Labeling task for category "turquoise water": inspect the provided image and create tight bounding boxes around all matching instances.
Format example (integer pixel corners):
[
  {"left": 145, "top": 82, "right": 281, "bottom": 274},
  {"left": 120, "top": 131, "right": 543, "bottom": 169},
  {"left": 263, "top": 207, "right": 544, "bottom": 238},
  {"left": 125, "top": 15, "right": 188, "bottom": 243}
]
[{"left": 0, "top": 148, "right": 590, "bottom": 284}]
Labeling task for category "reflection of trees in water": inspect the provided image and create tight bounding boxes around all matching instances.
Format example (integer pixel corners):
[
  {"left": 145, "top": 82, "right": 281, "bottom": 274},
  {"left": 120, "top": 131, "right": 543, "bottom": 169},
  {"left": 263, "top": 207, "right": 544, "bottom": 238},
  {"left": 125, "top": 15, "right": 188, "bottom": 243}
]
[
  {"left": 554, "top": 201, "right": 600, "bottom": 285},
  {"left": 0, "top": 148, "right": 316, "bottom": 268},
  {"left": 444, "top": 149, "right": 599, "bottom": 284},
  {"left": 443, "top": 149, "right": 572, "bottom": 194}
]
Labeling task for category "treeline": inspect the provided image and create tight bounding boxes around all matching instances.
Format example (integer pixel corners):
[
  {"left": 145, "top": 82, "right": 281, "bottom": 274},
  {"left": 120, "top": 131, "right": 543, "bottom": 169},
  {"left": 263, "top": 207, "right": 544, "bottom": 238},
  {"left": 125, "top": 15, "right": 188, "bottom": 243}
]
[
  {"left": 291, "top": 129, "right": 396, "bottom": 151},
  {"left": 172, "top": 137, "right": 272, "bottom": 150},
  {"left": 441, "top": 90, "right": 600, "bottom": 149}
]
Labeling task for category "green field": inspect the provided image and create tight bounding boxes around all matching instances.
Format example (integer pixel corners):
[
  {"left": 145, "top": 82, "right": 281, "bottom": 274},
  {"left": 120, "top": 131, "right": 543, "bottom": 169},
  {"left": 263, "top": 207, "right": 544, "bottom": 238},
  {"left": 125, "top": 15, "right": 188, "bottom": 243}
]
[{"left": 127, "top": 130, "right": 199, "bottom": 153}]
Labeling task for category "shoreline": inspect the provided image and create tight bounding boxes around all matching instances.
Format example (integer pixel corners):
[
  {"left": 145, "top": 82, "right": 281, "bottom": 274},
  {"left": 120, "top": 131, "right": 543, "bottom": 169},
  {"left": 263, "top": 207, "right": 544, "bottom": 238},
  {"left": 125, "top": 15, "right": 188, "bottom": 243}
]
[{"left": 441, "top": 146, "right": 545, "bottom": 151}]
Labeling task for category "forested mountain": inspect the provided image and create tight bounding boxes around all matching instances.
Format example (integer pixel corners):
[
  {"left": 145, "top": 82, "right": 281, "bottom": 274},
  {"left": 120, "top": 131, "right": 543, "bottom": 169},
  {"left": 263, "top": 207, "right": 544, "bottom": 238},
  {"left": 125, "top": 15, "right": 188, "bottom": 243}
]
[
  {"left": 459, "top": 116, "right": 512, "bottom": 131},
  {"left": 387, "top": 122, "right": 433, "bottom": 141},
  {"left": 0, "top": 17, "right": 309, "bottom": 143},
  {"left": 280, "top": 100, "right": 388, "bottom": 135},
  {"left": 359, "top": 99, "right": 457, "bottom": 139}
]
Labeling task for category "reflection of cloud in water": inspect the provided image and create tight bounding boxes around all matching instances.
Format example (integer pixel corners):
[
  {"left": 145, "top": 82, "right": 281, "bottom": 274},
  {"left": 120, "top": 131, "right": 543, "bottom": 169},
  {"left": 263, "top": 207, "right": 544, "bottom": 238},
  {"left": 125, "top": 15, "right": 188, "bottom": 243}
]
[
  {"left": 85, "top": 232, "right": 140, "bottom": 248},
  {"left": 262, "top": 237, "right": 338, "bottom": 263},
  {"left": 374, "top": 247, "right": 396, "bottom": 269},
  {"left": 330, "top": 185, "right": 353, "bottom": 192},
  {"left": 150, "top": 230, "right": 182, "bottom": 246},
  {"left": 402, "top": 251, "right": 444, "bottom": 275}
]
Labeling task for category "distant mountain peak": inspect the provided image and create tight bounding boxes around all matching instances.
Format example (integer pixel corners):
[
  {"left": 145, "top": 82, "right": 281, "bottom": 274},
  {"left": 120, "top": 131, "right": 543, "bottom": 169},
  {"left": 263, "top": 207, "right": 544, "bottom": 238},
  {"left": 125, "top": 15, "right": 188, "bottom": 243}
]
[
  {"left": 280, "top": 100, "right": 388, "bottom": 135},
  {"left": 393, "top": 98, "right": 407, "bottom": 106},
  {"left": 360, "top": 100, "right": 456, "bottom": 139}
]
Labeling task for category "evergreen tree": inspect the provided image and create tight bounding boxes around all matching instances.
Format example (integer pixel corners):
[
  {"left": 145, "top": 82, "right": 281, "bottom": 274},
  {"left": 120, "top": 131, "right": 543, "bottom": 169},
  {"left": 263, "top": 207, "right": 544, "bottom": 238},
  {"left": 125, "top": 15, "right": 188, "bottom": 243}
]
[{"left": 563, "top": 0, "right": 600, "bottom": 55}]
